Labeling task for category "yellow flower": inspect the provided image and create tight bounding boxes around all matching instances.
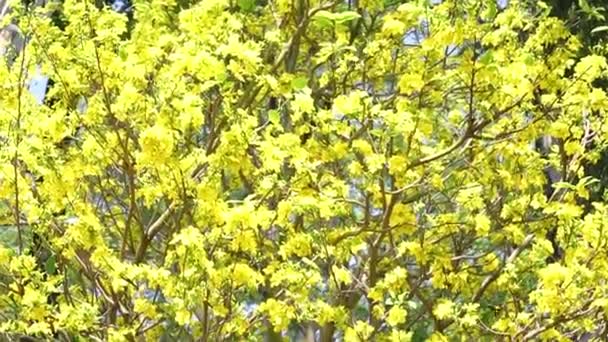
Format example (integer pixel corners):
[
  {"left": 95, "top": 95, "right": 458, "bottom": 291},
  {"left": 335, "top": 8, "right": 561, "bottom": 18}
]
[
  {"left": 433, "top": 300, "right": 454, "bottom": 320},
  {"left": 387, "top": 306, "right": 407, "bottom": 326}
]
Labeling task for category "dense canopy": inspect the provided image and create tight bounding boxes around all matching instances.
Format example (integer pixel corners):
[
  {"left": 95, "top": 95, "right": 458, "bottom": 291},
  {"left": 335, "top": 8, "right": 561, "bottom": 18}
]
[{"left": 1, "top": 0, "right": 608, "bottom": 340}]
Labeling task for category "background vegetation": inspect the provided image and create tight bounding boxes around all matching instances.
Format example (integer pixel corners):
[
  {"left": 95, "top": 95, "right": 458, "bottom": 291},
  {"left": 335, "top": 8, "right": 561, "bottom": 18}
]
[{"left": 1, "top": 0, "right": 608, "bottom": 340}]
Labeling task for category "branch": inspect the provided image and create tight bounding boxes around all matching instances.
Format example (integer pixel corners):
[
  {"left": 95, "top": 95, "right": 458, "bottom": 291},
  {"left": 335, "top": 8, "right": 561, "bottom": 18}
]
[
  {"left": 144, "top": 203, "right": 176, "bottom": 242},
  {"left": 12, "top": 20, "right": 28, "bottom": 255},
  {"left": 472, "top": 233, "right": 534, "bottom": 303},
  {"left": 271, "top": 1, "right": 337, "bottom": 72},
  {"left": 409, "top": 133, "right": 472, "bottom": 168},
  {"left": 522, "top": 301, "right": 595, "bottom": 340}
]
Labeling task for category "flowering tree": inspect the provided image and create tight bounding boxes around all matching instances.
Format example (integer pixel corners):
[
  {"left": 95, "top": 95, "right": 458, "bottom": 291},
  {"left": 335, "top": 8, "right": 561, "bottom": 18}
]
[{"left": 1, "top": 0, "right": 608, "bottom": 340}]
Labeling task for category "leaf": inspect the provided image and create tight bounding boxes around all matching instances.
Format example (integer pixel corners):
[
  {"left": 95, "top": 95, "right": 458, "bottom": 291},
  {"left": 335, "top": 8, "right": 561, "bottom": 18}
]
[
  {"left": 268, "top": 110, "right": 280, "bottom": 125},
  {"left": 578, "top": 176, "right": 600, "bottom": 187},
  {"left": 479, "top": 50, "right": 493, "bottom": 65},
  {"left": 312, "top": 10, "right": 360, "bottom": 27},
  {"left": 44, "top": 255, "right": 57, "bottom": 275},
  {"left": 312, "top": 10, "right": 335, "bottom": 28},
  {"left": 579, "top": 0, "right": 591, "bottom": 12},
  {"left": 291, "top": 76, "right": 308, "bottom": 90},
  {"left": 591, "top": 26, "right": 608, "bottom": 34},
  {"left": 237, "top": 0, "right": 255, "bottom": 12},
  {"left": 552, "top": 181, "right": 576, "bottom": 191},
  {"left": 483, "top": 1, "right": 497, "bottom": 19},
  {"left": 333, "top": 11, "right": 361, "bottom": 24}
]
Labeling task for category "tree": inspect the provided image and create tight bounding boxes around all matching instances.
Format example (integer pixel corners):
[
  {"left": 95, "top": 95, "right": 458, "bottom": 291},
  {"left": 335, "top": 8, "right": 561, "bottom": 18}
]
[
  {"left": 543, "top": 0, "right": 608, "bottom": 209},
  {"left": 1, "top": 0, "right": 608, "bottom": 340}
]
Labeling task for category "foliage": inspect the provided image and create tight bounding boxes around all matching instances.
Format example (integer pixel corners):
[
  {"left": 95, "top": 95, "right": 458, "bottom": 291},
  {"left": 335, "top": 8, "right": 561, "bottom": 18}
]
[
  {"left": 1, "top": 0, "right": 608, "bottom": 340},
  {"left": 547, "top": 0, "right": 608, "bottom": 55}
]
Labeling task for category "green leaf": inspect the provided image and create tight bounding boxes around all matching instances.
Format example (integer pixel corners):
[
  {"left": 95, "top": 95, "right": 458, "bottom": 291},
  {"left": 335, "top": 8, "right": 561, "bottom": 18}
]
[
  {"left": 312, "top": 10, "right": 360, "bottom": 27},
  {"left": 523, "top": 53, "right": 535, "bottom": 66},
  {"left": 312, "top": 10, "right": 335, "bottom": 28},
  {"left": 591, "top": 26, "right": 608, "bottom": 34},
  {"left": 118, "top": 47, "right": 128, "bottom": 61},
  {"left": 333, "top": 11, "right": 361, "bottom": 25},
  {"left": 553, "top": 182, "right": 576, "bottom": 191},
  {"left": 479, "top": 50, "right": 493, "bottom": 65},
  {"left": 291, "top": 77, "right": 308, "bottom": 90},
  {"left": 268, "top": 110, "right": 280, "bottom": 125},
  {"left": 45, "top": 255, "right": 57, "bottom": 275},
  {"left": 237, "top": 0, "right": 256, "bottom": 12},
  {"left": 483, "top": 1, "right": 497, "bottom": 19}
]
